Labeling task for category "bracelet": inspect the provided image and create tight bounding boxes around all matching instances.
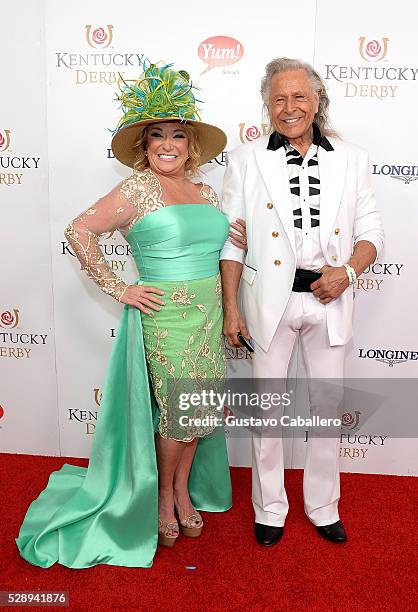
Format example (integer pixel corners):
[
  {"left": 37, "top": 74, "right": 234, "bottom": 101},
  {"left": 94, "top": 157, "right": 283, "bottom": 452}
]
[{"left": 343, "top": 263, "right": 357, "bottom": 285}]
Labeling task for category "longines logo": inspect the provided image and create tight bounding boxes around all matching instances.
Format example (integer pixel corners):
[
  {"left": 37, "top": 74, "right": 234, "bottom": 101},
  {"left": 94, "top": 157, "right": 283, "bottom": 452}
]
[
  {"left": 55, "top": 26, "right": 145, "bottom": 85},
  {"left": 324, "top": 35, "right": 418, "bottom": 99},
  {"left": 358, "top": 347, "right": 418, "bottom": 367},
  {"left": 239, "top": 123, "right": 269, "bottom": 144},
  {"left": 0, "top": 308, "right": 48, "bottom": 359},
  {"left": 198, "top": 36, "right": 244, "bottom": 75},
  {"left": 68, "top": 388, "right": 102, "bottom": 435},
  {"left": 372, "top": 163, "right": 418, "bottom": 184},
  {"left": 355, "top": 262, "right": 403, "bottom": 292},
  {"left": 85, "top": 25, "right": 113, "bottom": 49},
  {"left": 0, "top": 129, "right": 41, "bottom": 187}
]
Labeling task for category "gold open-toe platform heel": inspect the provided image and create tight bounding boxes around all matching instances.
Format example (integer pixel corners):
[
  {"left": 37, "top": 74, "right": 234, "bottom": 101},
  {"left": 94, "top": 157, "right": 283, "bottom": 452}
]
[
  {"left": 178, "top": 511, "right": 204, "bottom": 538},
  {"left": 158, "top": 518, "right": 179, "bottom": 547}
]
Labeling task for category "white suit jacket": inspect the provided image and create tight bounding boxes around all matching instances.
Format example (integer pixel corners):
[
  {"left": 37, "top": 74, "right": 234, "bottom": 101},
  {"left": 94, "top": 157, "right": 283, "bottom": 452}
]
[{"left": 220, "top": 134, "right": 384, "bottom": 351}]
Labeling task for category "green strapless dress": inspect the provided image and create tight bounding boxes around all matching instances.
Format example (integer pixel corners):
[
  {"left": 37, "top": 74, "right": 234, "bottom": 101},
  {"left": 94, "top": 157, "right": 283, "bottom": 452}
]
[{"left": 15, "top": 204, "right": 232, "bottom": 569}]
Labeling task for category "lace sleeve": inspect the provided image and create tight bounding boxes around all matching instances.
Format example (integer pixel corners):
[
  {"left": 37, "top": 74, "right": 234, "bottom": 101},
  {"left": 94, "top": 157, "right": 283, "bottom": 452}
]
[
  {"left": 64, "top": 182, "right": 137, "bottom": 302},
  {"left": 200, "top": 183, "right": 220, "bottom": 208}
]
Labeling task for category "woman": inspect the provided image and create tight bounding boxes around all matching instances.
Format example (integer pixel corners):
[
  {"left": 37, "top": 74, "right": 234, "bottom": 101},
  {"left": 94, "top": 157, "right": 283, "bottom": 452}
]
[{"left": 15, "top": 62, "right": 247, "bottom": 568}]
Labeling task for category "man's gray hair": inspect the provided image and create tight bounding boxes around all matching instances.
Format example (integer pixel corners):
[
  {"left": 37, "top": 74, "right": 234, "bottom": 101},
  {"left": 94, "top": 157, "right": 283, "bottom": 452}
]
[{"left": 260, "top": 57, "right": 337, "bottom": 137}]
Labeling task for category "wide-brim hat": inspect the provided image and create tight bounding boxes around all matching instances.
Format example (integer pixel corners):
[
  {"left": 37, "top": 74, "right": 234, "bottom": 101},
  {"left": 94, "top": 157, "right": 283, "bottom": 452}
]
[{"left": 110, "top": 62, "right": 227, "bottom": 168}]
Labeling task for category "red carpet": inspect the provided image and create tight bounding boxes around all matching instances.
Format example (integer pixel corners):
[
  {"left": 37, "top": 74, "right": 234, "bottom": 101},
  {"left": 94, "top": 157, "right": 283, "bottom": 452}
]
[{"left": 1, "top": 454, "right": 417, "bottom": 611}]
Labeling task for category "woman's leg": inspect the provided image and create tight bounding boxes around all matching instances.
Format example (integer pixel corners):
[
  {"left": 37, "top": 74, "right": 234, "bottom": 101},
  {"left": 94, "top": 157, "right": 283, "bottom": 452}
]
[
  {"left": 173, "top": 438, "right": 200, "bottom": 520},
  {"left": 155, "top": 434, "right": 184, "bottom": 533}
]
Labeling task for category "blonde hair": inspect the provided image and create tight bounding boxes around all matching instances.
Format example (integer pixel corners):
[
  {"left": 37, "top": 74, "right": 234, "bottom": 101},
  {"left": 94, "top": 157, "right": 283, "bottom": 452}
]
[
  {"left": 260, "top": 57, "right": 338, "bottom": 137},
  {"left": 133, "top": 123, "right": 201, "bottom": 177}
]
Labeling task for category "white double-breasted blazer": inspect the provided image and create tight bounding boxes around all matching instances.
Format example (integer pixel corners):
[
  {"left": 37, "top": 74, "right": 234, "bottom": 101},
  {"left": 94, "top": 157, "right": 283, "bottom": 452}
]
[{"left": 220, "top": 134, "right": 384, "bottom": 351}]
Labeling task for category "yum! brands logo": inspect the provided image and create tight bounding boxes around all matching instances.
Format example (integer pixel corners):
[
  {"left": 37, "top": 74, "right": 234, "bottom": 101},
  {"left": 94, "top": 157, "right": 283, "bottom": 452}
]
[
  {"left": 198, "top": 36, "right": 244, "bottom": 75},
  {"left": 85, "top": 25, "right": 114, "bottom": 49},
  {"left": 359, "top": 37, "right": 389, "bottom": 62},
  {"left": 0, "top": 130, "right": 11, "bottom": 152}
]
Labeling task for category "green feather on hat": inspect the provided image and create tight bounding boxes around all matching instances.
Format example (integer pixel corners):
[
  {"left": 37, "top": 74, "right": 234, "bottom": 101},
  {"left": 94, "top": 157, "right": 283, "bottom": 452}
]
[{"left": 110, "top": 59, "right": 227, "bottom": 168}]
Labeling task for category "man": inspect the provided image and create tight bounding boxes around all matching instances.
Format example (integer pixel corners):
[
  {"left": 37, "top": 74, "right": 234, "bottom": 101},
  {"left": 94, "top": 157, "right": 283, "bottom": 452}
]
[{"left": 220, "top": 57, "right": 384, "bottom": 545}]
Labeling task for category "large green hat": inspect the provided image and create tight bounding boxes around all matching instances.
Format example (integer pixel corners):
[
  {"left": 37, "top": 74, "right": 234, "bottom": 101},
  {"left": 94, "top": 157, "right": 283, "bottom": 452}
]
[{"left": 111, "top": 61, "right": 227, "bottom": 167}]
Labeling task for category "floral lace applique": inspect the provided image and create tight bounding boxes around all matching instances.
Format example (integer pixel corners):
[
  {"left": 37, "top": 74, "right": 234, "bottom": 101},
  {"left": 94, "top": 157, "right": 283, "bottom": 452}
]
[{"left": 119, "top": 168, "right": 164, "bottom": 234}]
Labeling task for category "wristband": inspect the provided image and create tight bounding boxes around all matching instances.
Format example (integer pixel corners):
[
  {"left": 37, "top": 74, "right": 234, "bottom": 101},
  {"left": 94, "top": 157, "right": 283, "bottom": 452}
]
[{"left": 343, "top": 263, "right": 357, "bottom": 285}]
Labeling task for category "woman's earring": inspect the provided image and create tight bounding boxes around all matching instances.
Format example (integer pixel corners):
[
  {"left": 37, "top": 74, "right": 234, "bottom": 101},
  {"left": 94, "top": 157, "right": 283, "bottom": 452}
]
[{"left": 144, "top": 150, "right": 148, "bottom": 156}]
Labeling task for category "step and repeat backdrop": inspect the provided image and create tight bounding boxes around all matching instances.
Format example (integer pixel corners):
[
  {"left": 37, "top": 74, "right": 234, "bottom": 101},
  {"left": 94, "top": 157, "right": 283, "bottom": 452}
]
[{"left": 1, "top": 0, "right": 417, "bottom": 475}]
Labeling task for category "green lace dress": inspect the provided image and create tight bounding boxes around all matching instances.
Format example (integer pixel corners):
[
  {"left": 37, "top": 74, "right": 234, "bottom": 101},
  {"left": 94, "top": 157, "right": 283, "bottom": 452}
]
[{"left": 15, "top": 168, "right": 232, "bottom": 569}]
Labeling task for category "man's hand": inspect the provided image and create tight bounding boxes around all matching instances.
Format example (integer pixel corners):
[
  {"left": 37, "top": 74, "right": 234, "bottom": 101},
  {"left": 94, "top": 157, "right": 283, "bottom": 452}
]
[
  {"left": 223, "top": 306, "right": 250, "bottom": 347},
  {"left": 310, "top": 265, "right": 350, "bottom": 304}
]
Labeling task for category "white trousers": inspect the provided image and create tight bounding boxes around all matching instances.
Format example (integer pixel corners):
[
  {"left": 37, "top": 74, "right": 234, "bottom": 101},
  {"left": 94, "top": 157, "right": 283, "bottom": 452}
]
[{"left": 251, "top": 291, "right": 346, "bottom": 527}]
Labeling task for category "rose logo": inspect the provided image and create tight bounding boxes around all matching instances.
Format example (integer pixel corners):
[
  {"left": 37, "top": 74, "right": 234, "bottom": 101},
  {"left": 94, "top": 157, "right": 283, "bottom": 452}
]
[
  {"left": 342, "top": 410, "right": 360, "bottom": 430},
  {"left": 92, "top": 28, "right": 107, "bottom": 45},
  {"left": 366, "top": 40, "right": 382, "bottom": 58},
  {"left": 239, "top": 122, "right": 269, "bottom": 144},
  {"left": 0, "top": 129, "right": 11, "bottom": 152},
  {"left": 342, "top": 412, "right": 354, "bottom": 426},
  {"left": 85, "top": 25, "right": 113, "bottom": 49},
  {"left": 0, "top": 309, "right": 20, "bottom": 329},
  {"left": 245, "top": 126, "right": 260, "bottom": 141},
  {"left": 359, "top": 37, "right": 389, "bottom": 62}
]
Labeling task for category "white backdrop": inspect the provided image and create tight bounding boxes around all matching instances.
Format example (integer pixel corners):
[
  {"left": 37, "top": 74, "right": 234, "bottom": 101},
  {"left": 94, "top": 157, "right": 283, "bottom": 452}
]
[{"left": 1, "top": 0, "right": 417, "bottom": 475}]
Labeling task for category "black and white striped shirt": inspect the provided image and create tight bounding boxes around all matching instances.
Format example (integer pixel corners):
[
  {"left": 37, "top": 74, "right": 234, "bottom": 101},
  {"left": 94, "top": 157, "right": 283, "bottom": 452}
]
[{"left": 267, "top": 124, "right": 334, "bottom": 271}]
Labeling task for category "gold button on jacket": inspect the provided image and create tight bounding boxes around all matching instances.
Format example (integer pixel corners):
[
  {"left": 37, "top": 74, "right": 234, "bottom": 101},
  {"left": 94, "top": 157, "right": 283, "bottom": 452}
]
[
  {"left": 267, "top": 203, "right": 273, "bottom": 209},
  {"left": 272, "top": 231, "right": 279, "bottom": 238},
  {"left": 274, "top": 259, "right": 281, "bottom": 266},
  {"left": 334, "top": 228, "right": 340, "bottom": 235}
]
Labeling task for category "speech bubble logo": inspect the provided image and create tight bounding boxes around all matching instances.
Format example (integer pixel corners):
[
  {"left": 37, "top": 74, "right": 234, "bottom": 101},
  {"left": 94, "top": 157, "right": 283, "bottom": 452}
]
[{"left": 198, "top": 36, "right": 244, "bottom": 75}]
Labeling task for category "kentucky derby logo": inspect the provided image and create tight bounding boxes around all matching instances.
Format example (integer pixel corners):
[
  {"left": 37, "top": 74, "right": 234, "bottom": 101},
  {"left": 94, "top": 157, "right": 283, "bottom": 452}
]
[
  {"left": 198, "top": 36, "right": 244, "bottom": 74},
  {"left": 224, "top": 337, "right": 252, "bottom": 360},
  {"left": 239, "top": 122, "right": 269, "bottom": 144},
  {"left": 85, "top": 25, "right": 114, "bottom": 49},
  {"left": 341, "top": 411, "right": 360, "bottom": 431},
  {"left": 0, "top": 130, "right": 11, "bottom": 152},
  {"left": 0, "top": 309, "right": 20, "bottom": 329},
  {"left": 359, "top": 37, "right": 389, "bottom": 62}
]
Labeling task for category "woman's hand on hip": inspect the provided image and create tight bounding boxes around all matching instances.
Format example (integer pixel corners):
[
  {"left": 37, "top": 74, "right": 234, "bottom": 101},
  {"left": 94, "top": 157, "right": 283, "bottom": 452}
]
[
  {"left": 229, "top": 218, "right": 247, "bottom": 251},
  {"left": 119, "top": 285, "right": 165, "bottom": 314}
]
